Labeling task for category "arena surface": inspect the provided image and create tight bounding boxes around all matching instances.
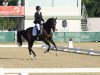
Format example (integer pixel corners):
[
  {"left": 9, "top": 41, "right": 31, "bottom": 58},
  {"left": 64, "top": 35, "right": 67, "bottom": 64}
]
[{"left": 0, "top": 42, "right": 100, "bottom": 68}]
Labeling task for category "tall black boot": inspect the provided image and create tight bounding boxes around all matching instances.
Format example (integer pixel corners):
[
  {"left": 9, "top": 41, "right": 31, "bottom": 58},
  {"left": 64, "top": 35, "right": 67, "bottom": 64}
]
[
  {"left": 38, "top": 30, "right": 41, "bottom": 35},
  {"left": 37, "top": 30, "right": 41, "bottom": 41}
]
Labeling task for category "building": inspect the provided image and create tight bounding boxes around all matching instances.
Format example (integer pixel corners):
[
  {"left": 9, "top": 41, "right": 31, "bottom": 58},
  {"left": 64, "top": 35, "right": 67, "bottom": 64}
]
[
  {"left": 87, "top": 18, "right": 100, "bottom": 32},
  {"left": 0, "top": 0, "right": 25, "bottom": 31}
]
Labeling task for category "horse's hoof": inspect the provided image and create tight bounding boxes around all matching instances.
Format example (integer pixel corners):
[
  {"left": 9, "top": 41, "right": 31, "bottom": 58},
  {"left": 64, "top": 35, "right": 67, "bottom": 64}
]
[
  {"left": 56, "top": 53, "right": 58, "bottom": 56},
  {"left": 34, "top": 56, "right": 37, "bottom": 59},
  {"left": 30, "top": 55, "right": 36, "bottom": 60},
  {"left": 44, "top": 50, "right": 49, "bottom": 53},
  {"left": 44, "top": 51, "right": 47, "bottom": 53},
  {"left": 30, "top": 57, "right": 36, "bottom": 60}
]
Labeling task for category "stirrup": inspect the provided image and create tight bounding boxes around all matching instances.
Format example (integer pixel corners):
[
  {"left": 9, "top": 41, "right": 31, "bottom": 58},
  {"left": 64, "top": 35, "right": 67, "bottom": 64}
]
[
  {"left": 37, "top": 36, "right": 39, "bottom": 41},
  {"left": 39, "top": 33, "right": 42, "bottom": 36},
  {"left": 38, "top": 31, "right": 42, "bottom": 36}
]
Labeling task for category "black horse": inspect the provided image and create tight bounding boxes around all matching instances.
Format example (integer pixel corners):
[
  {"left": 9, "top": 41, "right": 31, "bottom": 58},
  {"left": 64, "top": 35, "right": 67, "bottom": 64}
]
[{"left": 17, "top": 18, "right": 58, "bottom": 59}]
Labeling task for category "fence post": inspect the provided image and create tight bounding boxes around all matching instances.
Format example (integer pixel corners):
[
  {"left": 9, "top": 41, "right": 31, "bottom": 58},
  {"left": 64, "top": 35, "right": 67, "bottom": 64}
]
[{"left": 14, "top": 31, "right": 17, "bottom": 42}]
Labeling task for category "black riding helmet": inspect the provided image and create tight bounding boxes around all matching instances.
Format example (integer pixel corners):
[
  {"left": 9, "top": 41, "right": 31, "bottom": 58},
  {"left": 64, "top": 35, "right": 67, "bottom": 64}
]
[{"left": 36, "top": 6, "right": 41, "bottom": 10}]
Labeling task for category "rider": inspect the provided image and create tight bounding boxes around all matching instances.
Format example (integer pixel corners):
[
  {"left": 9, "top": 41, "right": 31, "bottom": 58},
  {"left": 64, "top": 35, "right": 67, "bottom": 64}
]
[{"left": 34, "top": 6, "right": 44, "bottom": 36}]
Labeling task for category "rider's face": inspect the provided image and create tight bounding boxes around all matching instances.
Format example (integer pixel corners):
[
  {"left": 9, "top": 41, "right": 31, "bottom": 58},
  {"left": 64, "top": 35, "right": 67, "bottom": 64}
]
[{"left": 37, "top": 9, "right": 41, "bottom": 12}]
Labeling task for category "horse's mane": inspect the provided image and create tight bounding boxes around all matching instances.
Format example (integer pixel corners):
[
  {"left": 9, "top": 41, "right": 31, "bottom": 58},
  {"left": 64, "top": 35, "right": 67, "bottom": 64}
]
[{"left": 43, "top": 18, "right": 54, "bottom": 30}]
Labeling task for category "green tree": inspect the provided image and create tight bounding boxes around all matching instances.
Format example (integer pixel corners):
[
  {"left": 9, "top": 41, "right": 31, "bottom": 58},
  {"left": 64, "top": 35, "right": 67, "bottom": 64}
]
[
  {"left": 82, "top": 0, "right": 100, "bottom": 17},
  {"left": 94, "top": 0, "right": 100, "bottom": 17}
]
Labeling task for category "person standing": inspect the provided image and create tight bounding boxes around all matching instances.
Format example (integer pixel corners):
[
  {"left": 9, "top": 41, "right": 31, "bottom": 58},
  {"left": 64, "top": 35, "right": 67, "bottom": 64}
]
[
  {"left": 34, "top": 6, "right": 44, "bottom": 36},
  {"left": 2, "top": 0, "right": 8, "bottom": 6},
  {"left": 17, "top": 0, "right": 21, "bottom": 6}
]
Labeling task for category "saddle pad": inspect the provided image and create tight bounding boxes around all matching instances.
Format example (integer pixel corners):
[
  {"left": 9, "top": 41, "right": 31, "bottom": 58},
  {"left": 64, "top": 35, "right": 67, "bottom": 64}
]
[{"left": 32, "top": 27, "right": 37, "bottom": 36}]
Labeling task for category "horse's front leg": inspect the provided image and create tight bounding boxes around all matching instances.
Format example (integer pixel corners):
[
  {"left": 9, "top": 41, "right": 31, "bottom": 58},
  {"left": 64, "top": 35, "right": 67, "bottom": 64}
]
[
  {"left": 49, "top": 38, "right": 58, "bottom": 56},
  {"left": 43, "top": 39, "right": 50, "bottom": 53},
  {"left": 28, "top": 41, "right": 36, "bottom": 59}
]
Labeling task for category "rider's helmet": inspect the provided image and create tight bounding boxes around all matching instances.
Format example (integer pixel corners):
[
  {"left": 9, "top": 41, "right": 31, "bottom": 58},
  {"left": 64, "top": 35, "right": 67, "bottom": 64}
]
[{"left": 36, "top": 6, "right": 41, "bottom": 10}]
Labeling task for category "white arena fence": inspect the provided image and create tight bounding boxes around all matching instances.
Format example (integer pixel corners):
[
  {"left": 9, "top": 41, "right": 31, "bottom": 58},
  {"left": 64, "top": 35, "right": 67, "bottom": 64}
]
[
  {"left": 0, "top": 31, "right": 100, "bottom": 42},
  {"left": 0, "top": 68, "right": 100, "bottom": 75}
]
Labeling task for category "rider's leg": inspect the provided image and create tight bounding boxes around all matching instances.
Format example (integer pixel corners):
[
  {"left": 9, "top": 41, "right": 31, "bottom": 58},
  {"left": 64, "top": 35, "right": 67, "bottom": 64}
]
[{"left": 35, "top": 23, "right": 41, "bottom": 35}]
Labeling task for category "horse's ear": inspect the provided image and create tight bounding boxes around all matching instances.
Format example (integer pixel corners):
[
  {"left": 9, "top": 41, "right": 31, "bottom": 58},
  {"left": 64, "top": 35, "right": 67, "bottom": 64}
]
[{"left": 55, "top": 17, "right": 57, "bottom": 20}]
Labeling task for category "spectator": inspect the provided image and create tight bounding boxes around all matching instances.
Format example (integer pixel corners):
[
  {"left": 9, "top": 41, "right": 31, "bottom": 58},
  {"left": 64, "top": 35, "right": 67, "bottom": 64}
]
[
  {"left": 8, "top": 27, "right": 12, "bottom": 31},
  {"left": 2, "top": 0, "right": 8, "bottom": 6},
  {"left": 17, "top": 0, "right": 21, "bottom": 6}
]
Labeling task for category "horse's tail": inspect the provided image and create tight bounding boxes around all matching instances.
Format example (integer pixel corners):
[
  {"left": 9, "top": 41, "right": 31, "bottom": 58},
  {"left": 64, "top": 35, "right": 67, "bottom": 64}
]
[{"left": 17, "top": 30, "right": 25, "bottom": 46}]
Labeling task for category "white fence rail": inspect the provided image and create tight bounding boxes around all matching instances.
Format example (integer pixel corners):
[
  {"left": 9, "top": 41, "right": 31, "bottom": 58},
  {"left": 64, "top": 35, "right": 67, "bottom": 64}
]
[{"left": 0, "top": 68, "right": 100, "bottom": 75}]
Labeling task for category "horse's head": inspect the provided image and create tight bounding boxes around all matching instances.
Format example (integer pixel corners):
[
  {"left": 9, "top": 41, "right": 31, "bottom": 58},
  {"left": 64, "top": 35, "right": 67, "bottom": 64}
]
[{"left": 46, "top": 17, "right": 57, "bottom": 32}]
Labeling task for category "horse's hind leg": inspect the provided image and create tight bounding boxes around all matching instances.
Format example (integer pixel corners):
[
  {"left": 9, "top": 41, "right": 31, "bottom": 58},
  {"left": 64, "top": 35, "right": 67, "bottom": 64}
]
[{"left": 28, "top": 41, "right": 36, "bottom": 59}]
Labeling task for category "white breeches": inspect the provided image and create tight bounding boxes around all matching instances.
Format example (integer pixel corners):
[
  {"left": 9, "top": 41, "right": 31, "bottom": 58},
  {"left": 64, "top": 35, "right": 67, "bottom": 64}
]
[{"left": 35, "top": 23, "right": 40, "bottom": 30}]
